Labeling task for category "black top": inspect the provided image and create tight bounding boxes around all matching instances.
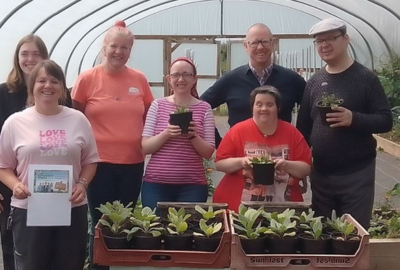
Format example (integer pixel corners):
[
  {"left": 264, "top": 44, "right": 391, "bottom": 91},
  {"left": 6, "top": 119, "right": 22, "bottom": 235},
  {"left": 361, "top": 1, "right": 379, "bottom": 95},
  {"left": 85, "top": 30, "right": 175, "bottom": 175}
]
[
  {"left": 0, "top": 83, "right": 73, "bottom": 132},
  {"left": 297, "top": 61, "right": 393, "bottom": 174},
  {"left": 201, "top": 64, "right": 306, "bottom": 127}
]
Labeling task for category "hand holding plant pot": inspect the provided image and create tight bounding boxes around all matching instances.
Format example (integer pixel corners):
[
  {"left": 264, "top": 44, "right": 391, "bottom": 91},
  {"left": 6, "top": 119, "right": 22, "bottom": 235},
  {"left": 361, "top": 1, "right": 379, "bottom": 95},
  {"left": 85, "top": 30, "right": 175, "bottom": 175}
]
[
  {"left": 250, "top": 156, "right": 276, "bottom": 185},
  {"left": 316, "top": 92, "right": 344, "bottom": 126},
  {"left": 169, "top": 105, "right": 193, "bottom": 134}
]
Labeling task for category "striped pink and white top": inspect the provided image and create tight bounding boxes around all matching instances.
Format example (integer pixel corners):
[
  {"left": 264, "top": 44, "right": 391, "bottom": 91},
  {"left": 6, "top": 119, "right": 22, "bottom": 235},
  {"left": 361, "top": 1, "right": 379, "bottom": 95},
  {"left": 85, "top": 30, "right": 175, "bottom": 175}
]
[{"left": 142, "top": 98, "right": 215, "bottom": 185}]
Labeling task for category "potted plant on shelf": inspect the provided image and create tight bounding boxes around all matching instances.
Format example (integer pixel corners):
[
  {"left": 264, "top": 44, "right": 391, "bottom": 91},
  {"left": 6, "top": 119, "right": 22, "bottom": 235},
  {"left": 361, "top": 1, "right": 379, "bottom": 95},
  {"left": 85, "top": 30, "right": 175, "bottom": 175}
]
[
  {"left": 123, "top": 206, "right": 165, "bottom": 250},
  {"left": 193, "top": 219, "right": 223, "bottom": 251},
  {"left": 316, "top": 92, "right": 344, "bottom": 126},
  {"left": 169, "top": 105, "right": 192, "bottom": 134},
  {"left": 164, "top": 207, "right": 193, "bottom": 250},
  {"left": 232, "top": 204, "right": 268, "bottom": 254},
  {"left": 264, "top": 216, "right": 298, "bottom": 254},
  {"left": 96, "top": 200, "right": 134, "bottom": 249},
  {"left": 250, "top": 156, "right": 276, "bottom": 185},
  {"left": 299, "top": 218, "right": 331, "bottom": 254}
]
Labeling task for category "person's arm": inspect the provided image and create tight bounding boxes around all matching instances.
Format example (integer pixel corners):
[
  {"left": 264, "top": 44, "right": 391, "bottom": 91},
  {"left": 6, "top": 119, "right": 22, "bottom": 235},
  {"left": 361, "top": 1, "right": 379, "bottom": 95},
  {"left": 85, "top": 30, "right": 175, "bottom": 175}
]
[
  {"left": 350, "top": 74, "right": 393, "bottom": 133},
  {"left": 200, "top": 76, "right": 228, "bottom": 109},
  {"left": 216, "top": 157, "right": 250, "bottom": 174},
  {"left": 141, "top": 100, "right": 175, "bottom": 155},
  {"left": 274, "top": 159, "right": 311, "bottom": 179},
  {"left": 0, "top": 168, "right": 30, "bottom": 200},
  {"left": 70, "top": 163, "right": 97, "bottom": 204},
  {"left": 142, "top": 129, "right": 171, "bottom": 155},
  {"left": 188, "top": 107, "right": 215, "bottom": 159},
  {"left": 141, "top": 75, "right": 155, "bottom": 120}
]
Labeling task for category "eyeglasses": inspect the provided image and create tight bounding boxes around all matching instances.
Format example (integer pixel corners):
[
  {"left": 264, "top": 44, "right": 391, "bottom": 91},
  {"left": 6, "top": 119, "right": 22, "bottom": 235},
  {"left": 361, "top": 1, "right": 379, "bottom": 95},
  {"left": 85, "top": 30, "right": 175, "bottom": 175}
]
[
  {"left": 170, "top": 73, "right": 194, "bottom": 80},
  {"left": 313, "top": 34, "right": 344, "bottom": 46},
  {"left": 247, "top": 39, "right": 274, "bottom": 48}
]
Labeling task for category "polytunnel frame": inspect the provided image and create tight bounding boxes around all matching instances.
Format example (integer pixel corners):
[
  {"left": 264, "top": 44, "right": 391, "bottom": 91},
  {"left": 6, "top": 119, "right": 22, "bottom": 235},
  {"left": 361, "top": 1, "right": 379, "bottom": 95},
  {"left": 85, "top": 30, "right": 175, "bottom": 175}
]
[
  {"left": 63, "top": 0, "right": 390, "bottom": 72},
  {"left": 1, "top": 0, "right": 397, "bottom": 86}
]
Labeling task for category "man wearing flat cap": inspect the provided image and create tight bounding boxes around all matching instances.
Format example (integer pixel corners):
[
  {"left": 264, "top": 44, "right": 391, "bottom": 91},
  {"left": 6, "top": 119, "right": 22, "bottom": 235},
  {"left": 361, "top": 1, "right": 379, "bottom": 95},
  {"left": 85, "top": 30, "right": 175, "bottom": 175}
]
[{"left": 297, "top": 17, "right": 393, "bottom": 229}]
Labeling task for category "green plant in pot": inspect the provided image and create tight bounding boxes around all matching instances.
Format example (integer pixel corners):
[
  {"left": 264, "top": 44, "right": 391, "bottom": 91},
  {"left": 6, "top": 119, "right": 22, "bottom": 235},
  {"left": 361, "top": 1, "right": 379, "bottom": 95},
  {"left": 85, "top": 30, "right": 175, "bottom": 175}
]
[
  {"left": 296, "top": 209, "right": 323, "bottom": 232},
  {"left": 299, "top": 218, "right": 331, "bottom": 254},
  {"left": 263, "top": 208, "right": 297, "bottom": 225},
  {"left": 369, "top": 183, "right": 400, "bottom": 239},
  {"left": 264, "top": 217, "right": 298, "bottom": 254},
  {"left": 164, "top": 207, "right": 193, "bottom": 250},
  {"left": 169, "top": 105, "right": 193, "bottom": 134},
  {"left": 232, "top": 204, "right": 268, "bottom": 254},
  {"left": 193, "top": 219, "right": 223, "bottom": 251},
  {"left": 316, "top": 92, "right": 344, "bottom": 126},
  {"left": 328, "top": 212, "right": 361, "bottom": 255},
  {"left": 96, "top": 201, "right": 134, "bottom": 249},
  {"left": 123, "top": 206, "right": 165, "bottom": 250},
  {"left": 193, "top": 205, "right": 224, "bottom": 226},
  {"left": 250, "top": 156, "right": 275, "bottom": 185}
]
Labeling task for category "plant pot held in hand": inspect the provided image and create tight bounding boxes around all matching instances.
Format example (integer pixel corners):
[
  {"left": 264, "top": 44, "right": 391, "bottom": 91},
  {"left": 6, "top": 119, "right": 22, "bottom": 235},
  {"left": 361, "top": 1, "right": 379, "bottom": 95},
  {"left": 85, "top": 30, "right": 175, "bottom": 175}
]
[
  {"left": 316, "top": 93, "right": 343, "bottom": 126},
  {"left": 251, "top": 157, "right": 275, "bottom": 185},
  {"left": 169, "top": 110, "right": 192, "bottom": 134}
]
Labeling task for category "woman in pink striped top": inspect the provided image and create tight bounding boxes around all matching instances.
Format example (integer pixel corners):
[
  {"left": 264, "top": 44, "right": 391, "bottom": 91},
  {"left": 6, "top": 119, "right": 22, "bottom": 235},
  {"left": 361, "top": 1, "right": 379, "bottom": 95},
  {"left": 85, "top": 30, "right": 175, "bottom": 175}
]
[{"left": 141, "top": 57, "right": 215, "bottom": 209}]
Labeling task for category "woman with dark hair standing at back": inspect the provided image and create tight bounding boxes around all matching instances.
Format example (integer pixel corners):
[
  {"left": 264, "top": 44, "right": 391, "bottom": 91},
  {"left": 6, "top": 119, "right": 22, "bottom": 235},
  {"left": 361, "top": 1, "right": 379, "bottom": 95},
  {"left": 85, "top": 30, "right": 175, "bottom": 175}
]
[{"left": 0, "top": 34, "right": 72, "bottom": 270}]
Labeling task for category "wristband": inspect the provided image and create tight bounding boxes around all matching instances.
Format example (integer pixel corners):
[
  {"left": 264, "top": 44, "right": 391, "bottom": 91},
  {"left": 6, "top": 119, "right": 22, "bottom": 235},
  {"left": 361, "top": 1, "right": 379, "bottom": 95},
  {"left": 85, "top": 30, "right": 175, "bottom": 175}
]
[{"left": 77, "top": 178, "right": 88, "bottom": 189}]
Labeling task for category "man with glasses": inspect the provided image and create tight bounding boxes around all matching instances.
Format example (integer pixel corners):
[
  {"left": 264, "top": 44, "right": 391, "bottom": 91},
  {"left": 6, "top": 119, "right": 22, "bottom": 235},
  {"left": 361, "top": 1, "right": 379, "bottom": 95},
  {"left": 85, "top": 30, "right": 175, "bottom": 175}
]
[
  {"left": 201, "top": 23, "right": 306, "bottom": 147},
  {"left": 297, "top": 17, "right": 393, "bottom": 229}
]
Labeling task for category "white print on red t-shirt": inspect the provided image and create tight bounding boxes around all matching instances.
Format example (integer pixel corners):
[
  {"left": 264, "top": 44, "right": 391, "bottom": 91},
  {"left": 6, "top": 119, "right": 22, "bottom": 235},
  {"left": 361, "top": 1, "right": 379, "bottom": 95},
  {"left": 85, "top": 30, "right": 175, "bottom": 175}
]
[{"left": 241, "top": 141, "right": 294, "bottom": 203}]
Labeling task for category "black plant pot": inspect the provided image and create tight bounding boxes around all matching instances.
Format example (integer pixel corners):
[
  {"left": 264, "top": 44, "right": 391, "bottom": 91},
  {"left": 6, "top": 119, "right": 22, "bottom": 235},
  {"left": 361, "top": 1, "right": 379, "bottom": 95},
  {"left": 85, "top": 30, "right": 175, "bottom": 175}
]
[
  {"left": 266, "top": 236, "right": 299, "bottom": 254},
  {"left": 169, "top": 111, "right": 193, "bottom": 134},
  {"left": 252, "top": 163, "right": 275, "bottom": 185},
  {"left": 131, "top": 233, "right": 162, "bottom": 250},
  {"left": 331, "top": 232, "right": 361, "bottom": 255},
  {"left": 164, "top": 231, "right": 193, "bottom": 250},
  {"left": 240, "top": 236, "right": 267, "bottom": 254},
  {"left": 194, "top": 234, "right": 222, "bottom": 252},
  {"left": 102, "top": 234, "right": 130, "bottom": 249},
  {"left": 299, "top": 233, "right": 331, "bottom": 254},
  {"left": 316, "top": 100, "right": 342, "bottom": 126}
]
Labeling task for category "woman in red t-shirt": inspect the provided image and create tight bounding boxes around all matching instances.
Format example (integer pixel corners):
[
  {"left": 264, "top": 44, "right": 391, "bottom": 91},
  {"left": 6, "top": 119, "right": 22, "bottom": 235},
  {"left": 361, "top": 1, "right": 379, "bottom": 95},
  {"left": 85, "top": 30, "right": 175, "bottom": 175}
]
[{"left": 213, "top": 85, "right": 312, "bottom": 211}]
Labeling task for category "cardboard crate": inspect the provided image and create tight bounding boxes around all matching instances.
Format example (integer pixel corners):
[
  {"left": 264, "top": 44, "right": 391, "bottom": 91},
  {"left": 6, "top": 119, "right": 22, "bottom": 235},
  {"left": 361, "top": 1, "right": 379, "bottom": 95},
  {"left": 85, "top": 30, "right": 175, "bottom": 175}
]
[
  {"left": 229, "top": 211, "right": 369, "bottom": 270},
  {"left": 94, "top": 205, "right": 230, "bottom": 268}
]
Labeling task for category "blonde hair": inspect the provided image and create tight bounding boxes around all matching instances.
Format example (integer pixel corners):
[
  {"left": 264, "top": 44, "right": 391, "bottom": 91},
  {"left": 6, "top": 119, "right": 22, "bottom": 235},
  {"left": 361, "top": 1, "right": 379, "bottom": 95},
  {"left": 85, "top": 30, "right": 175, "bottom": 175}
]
[{"left": 103, "top": 20, "right": 134, "bottom": 48}]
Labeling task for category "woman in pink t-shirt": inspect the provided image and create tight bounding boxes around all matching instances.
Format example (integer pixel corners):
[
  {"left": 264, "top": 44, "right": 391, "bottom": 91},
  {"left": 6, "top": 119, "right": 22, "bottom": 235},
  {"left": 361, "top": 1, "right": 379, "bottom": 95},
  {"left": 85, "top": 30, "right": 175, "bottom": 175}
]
[
  {"left": 0, "top": 60, "right": 99, "bottom": 270},
  {"left": 141, "top": 57, "right": 215, "bottom": 210}
]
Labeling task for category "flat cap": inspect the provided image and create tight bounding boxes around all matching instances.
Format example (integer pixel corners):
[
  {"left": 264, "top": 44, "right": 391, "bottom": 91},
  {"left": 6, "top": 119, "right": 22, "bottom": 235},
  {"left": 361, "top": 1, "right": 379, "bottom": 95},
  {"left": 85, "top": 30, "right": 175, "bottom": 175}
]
[{"left": 309, "top": 17, "right": 347, "bottom": 36}]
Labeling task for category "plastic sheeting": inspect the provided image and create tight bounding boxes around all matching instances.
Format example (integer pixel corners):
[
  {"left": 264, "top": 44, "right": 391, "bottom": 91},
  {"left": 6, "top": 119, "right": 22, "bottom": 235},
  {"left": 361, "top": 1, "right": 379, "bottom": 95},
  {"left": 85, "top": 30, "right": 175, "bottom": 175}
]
[{"left": 0, "top": 0, "right": 399, "bottom": 86}]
